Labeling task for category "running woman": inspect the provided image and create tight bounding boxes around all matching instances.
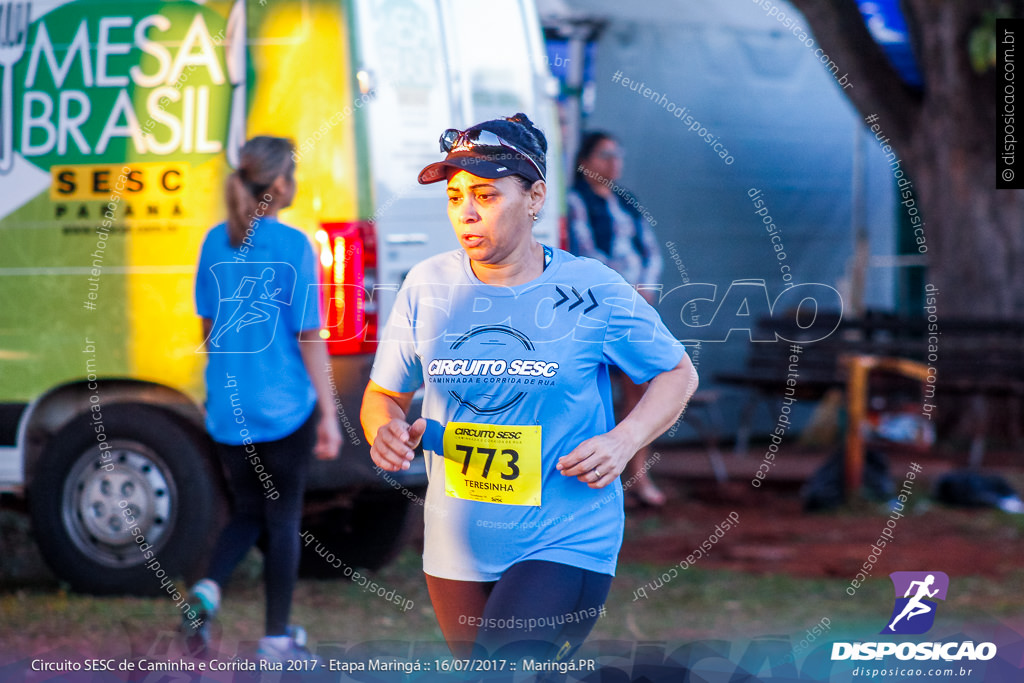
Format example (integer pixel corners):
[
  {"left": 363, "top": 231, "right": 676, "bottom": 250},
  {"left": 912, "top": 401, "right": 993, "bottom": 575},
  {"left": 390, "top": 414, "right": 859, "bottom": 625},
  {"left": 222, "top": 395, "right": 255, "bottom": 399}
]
[
  {"left": 361, "top": 114, "right": 698, "bottom": 662},
  {"left": 186, "top": 136, "right": 341, "bottom": 662}
]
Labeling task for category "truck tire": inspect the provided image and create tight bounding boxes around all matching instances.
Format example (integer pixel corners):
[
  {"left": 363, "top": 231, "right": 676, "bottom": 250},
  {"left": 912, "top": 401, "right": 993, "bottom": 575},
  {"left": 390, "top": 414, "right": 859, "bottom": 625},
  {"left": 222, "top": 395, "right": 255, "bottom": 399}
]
[
  {"left": 28, "top": 404, "right": 223, "bottom": 595},
  {"left": 299, "top": 489, "right": 421, "bottom": 577}
]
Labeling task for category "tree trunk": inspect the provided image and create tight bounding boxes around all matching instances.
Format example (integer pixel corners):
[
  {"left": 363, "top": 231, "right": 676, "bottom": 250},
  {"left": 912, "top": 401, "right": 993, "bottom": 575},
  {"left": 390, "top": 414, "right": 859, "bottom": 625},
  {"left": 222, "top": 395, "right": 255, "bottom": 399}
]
[{"left": 790, "top": 0, "right": 1024, "bottom": 319}]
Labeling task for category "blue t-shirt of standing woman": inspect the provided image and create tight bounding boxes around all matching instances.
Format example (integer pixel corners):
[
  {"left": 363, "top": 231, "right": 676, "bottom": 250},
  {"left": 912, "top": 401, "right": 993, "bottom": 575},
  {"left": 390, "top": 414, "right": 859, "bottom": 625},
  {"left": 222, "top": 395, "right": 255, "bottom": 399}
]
[{"left": 194, "top": 217, "right": 322, "bottom": 446}]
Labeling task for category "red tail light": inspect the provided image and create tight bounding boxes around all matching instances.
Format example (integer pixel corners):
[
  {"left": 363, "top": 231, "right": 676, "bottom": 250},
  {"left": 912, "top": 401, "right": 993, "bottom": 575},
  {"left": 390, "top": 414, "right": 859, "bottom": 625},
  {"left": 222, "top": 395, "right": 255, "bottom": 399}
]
[{"left": 316, "top": 221, "right": 378, "bottom": 355}]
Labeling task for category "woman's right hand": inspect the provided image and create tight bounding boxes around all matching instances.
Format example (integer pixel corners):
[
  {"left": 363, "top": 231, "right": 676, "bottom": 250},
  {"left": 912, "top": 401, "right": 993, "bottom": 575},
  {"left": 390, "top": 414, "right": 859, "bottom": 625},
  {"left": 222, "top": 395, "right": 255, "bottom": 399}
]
[
  {"left": 314, "top": 414, "right": 343, "bottom": 460},
  {"left": 370, "top": 417, "right": 427, "bottom": 471}
]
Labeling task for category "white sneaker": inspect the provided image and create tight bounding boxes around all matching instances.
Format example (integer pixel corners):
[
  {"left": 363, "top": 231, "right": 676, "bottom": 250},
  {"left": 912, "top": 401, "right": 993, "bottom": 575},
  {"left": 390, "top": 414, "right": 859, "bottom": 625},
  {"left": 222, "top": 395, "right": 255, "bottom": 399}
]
[{"left": 257, "top": 626, "right": 319, "bottom": 664}]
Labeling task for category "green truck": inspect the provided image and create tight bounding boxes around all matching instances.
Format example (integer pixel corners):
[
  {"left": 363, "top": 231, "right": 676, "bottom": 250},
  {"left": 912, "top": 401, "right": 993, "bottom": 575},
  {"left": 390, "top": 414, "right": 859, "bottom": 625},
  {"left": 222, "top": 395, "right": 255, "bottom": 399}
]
[{"left": 0, "top": 0, "right": 563, "bottom": 593}]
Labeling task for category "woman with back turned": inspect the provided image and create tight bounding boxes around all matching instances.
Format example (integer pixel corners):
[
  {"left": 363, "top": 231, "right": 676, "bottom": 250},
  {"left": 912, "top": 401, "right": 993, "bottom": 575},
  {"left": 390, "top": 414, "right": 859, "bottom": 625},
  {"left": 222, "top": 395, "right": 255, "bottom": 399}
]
[
  {"left": 361, "top": 114, "right": 698, "bottom": 662},
  {"left": 186, "top": 136, "right": 341, "bottom": 662}
]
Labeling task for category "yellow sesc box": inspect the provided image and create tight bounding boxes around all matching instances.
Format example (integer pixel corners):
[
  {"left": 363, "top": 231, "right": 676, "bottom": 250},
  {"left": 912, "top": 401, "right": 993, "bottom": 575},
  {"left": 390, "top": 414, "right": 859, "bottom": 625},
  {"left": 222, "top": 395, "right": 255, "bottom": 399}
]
[{"left": 49, "top": 163, "right": 189, "bottom": 202}]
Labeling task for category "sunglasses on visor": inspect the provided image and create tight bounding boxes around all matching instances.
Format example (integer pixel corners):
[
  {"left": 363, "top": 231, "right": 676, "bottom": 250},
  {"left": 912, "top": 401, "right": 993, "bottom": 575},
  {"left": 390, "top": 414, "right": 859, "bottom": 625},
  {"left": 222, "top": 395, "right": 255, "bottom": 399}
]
[{"left": 439, "top": 128, "right": 545, "bottom": 181}]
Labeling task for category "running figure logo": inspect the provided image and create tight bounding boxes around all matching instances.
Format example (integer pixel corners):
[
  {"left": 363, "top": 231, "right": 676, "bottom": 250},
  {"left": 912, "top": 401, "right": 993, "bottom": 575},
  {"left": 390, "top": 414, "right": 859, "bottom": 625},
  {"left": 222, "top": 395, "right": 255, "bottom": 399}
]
[
  {"left": 203, "top": 262, "right": 297, "bottom": 353},
  {"left": 881, "top": 571, "right": 949, "bottom": 635}
]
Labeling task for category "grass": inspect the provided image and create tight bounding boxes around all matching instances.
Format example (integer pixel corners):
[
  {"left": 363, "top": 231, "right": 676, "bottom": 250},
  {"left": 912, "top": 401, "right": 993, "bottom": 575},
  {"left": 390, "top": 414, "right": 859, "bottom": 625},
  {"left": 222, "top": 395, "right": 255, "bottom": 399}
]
[
  {"left": 4, "top": 488, "right": 1024, "bottom": 667},
  {"left": 3, "top": 545, "right": 1022, "bottom": 665}
]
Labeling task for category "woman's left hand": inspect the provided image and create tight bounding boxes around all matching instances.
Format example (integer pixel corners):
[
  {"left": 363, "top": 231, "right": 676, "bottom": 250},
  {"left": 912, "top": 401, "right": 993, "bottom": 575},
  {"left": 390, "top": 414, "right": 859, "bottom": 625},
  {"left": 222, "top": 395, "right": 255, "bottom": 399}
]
[
  {"left": 558, "top": 355, "right": 698, "bottom": 488},
  {"left": 556, "top": 431, "right": 636, "bottom": 488},
  {"left": 314, "top": 415, "right": 343, "bottom": 460}
]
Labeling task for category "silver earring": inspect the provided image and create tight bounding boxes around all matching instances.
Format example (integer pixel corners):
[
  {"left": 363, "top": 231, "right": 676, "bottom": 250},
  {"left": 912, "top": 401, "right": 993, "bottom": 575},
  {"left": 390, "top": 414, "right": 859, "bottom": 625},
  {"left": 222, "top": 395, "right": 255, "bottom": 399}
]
[{"left": 531, "top": 213, "right": 539, "bottom": 222}]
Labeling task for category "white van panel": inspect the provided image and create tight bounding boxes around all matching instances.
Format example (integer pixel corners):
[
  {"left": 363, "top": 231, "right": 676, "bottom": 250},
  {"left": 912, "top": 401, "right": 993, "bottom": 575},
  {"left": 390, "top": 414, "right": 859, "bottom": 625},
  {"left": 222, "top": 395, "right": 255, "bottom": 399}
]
[
  {"left": 441, "top": 0, "right": 537, "bottom": 124},
  {"left": 0, "top": 447, "right": 23, "bottom": 491},
  {"left": 351, "top": 0, "right": 460, "bottom": 304},
  {"left": 439, "top": 0, "right": 562, "bottom": 246},
  {"left": 353, "top": 0, "right": 563, "bottom": 321}
]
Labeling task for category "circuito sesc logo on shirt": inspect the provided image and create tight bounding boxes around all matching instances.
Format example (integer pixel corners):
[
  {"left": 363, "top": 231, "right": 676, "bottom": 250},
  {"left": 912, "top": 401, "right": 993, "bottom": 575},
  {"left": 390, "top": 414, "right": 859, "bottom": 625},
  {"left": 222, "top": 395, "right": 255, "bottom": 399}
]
[{"left": 428, "top": 325, "right": 560, "bottom": 416}]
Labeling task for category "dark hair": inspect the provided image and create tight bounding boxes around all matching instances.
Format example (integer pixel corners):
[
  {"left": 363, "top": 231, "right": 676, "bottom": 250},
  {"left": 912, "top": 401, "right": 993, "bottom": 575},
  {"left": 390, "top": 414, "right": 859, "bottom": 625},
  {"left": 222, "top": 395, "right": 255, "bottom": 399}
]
[
  {"left": 474, "top": 112, "right": 547, "bottom": 190},
  {"left": 225, "top": 136, "right": 296, "bottom": 248},
  {"left": 574, "top": 130, "right": 618, "bottom": 176}
]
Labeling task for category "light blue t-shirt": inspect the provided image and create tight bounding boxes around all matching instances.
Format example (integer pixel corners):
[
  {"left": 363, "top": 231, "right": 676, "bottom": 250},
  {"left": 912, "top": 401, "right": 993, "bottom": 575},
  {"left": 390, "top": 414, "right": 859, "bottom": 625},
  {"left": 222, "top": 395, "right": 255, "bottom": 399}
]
[
  {"left": 194, "top": 218, "right": 321, "bottom": 445},
  {"left": 370, "top": 247, "right": 687, "bottom": 581}
]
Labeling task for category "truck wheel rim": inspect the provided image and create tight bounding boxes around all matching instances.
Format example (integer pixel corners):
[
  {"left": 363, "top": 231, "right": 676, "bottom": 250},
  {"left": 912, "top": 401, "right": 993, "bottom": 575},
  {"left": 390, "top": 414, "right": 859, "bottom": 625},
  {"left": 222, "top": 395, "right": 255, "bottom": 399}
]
[{"left": 62, "top": 441, "right": 178, "bottom": 568}]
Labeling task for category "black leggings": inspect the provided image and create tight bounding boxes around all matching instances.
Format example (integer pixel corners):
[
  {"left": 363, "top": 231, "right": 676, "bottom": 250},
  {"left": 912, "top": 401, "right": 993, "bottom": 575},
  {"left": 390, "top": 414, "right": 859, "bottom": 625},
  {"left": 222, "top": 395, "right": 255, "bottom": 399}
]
[
  {"left": 205, "top": 409, "right": 317, "bottom": 636},
  {"left": 426, "top": 560, "right": 612, "bottom": 662}
]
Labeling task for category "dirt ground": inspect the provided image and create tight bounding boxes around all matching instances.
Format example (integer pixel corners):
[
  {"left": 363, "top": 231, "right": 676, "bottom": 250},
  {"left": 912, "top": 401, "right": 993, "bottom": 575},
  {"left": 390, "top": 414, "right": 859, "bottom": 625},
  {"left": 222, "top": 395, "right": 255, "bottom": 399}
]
[
  {"left": 624, "top": 445, "right": 1024, "bottom": 582},
  {"left": 4, "top": 444, "right": 1023, "bottom": 588},
  {"left": 2, "top": 443, "right": 1022, "bottom": 676}
]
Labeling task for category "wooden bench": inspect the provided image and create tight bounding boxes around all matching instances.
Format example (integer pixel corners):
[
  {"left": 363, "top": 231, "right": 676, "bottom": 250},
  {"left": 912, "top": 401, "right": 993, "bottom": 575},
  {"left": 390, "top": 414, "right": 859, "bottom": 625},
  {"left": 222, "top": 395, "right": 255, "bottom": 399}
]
[
  {"left": 716, "top": 314, "right": 1024, "bottom": 493},
  {"left": 847, "top": 318, "right": 1024, "bottom": 465},
  {"left": 716, "top": 312, "right": 927, "bottom": 454}
]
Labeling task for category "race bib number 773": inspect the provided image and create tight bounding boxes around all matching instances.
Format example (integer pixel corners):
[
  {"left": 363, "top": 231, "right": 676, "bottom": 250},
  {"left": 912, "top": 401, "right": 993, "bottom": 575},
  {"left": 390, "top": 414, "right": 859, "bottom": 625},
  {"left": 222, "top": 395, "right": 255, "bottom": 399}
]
[{"left": 443, "top": 422, "right": 542, "bottom": 506}]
